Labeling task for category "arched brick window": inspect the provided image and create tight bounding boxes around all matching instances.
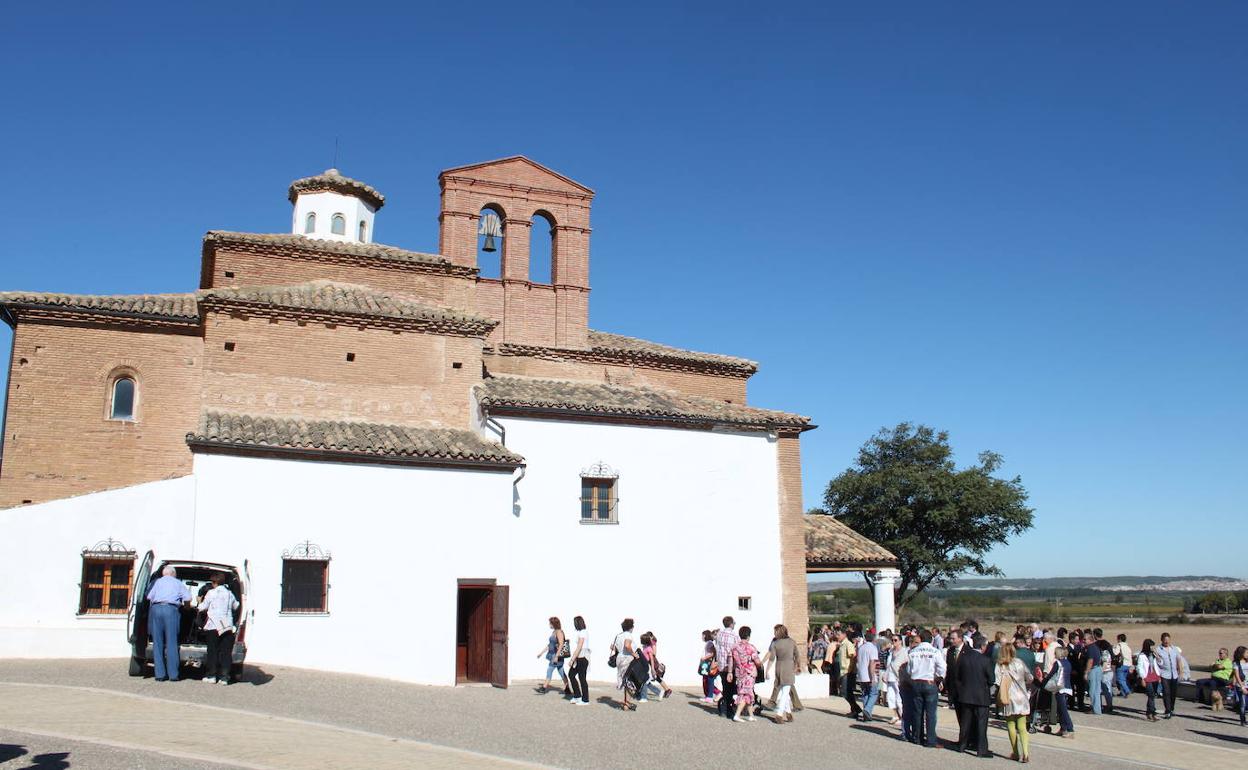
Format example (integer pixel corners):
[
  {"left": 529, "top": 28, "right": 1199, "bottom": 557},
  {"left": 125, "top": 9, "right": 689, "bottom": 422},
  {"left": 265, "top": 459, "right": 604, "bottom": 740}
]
[
  {"left": 304, "top": 212, "right": 316, "bottom": 233},
  {"left": 358, "top": 219, "right": 367, "bottom": 241},
  {"left": 110, "top": 376, "right": 136, "bottom": 421},
  {"left": 331, "top": 213, "right": 346, "bottom": 235}
]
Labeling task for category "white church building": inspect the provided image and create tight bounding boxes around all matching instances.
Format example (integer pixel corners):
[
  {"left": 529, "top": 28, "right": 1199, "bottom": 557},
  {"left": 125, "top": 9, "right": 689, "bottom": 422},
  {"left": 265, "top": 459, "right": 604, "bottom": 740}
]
[{"left": 0, "top": 157, "right": 897, "bottom": 686}]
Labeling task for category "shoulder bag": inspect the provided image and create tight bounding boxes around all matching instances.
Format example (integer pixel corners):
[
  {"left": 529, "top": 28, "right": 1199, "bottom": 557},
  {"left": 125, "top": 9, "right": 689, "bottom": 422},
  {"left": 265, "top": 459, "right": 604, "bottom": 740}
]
[{"left": 1043, "top": 662, "right": 1062, "bottom": 693}]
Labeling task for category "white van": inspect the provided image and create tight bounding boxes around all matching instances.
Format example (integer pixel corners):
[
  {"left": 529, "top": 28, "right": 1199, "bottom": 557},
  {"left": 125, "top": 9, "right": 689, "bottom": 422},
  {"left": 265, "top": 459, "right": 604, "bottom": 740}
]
[{"left": 126, "top": 551, "right": 251, "bottom": 678}]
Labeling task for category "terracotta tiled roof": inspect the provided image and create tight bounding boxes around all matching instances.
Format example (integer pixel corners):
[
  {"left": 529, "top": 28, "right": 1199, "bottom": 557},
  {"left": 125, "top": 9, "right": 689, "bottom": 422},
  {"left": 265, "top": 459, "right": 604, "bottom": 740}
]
[
  {"left": 588, "top": 330, "right": 758, "bottom": 374},
  {"left": 805, "top": 515, "right": 898, "bottom": 569},
  {"left": 188, "top": 411, "right": 523, "bottom": 468},
  {"left": 476, "top": 376, "right": 810, "bottom": 430},
  {"left": 0, "top": 291, "right": 199, "bottom": 323},
  {"left": 288, "top": 168, "right": 385, "bottom": 209},
  {"left": 486, "top": 330, "right": 759, "bottom": 377},
  {"left": 199, "top": 281, "right": 496, "bottom": 336},
  {"left": 202, "top": 231, "right": 466, "bottom": 274}
]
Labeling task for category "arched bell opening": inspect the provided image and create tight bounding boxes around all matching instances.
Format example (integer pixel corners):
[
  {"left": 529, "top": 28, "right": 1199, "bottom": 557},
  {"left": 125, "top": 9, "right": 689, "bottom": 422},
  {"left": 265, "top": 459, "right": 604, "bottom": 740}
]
[
  {"left": 477, "top": 204, "right": 505, "bottom": 279},
  {"left": 530, "top": 210, "right": 556, "bottom": 285}
]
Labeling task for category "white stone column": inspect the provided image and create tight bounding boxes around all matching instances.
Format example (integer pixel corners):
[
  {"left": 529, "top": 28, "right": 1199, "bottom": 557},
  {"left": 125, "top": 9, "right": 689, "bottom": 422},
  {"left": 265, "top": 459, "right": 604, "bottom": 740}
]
[{"left": 870, "top": 568, "right": 902, "bottom": 632}]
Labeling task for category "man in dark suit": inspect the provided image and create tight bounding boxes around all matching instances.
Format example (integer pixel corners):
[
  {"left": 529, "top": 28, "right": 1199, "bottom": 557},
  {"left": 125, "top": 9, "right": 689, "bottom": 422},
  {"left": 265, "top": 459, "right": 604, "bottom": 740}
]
[
  {"left": 945, "top": 629, "right": 965, "bottom": 739},
  {"left": 955, "top": 633, "right": 995, "bottom": 758}
]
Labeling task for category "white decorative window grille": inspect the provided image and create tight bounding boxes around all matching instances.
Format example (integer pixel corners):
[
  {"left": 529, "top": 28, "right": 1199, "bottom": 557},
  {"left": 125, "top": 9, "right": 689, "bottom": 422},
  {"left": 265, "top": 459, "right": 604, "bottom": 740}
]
[{"left": 579, "top": 462, "right": 619, "bottom": 525}]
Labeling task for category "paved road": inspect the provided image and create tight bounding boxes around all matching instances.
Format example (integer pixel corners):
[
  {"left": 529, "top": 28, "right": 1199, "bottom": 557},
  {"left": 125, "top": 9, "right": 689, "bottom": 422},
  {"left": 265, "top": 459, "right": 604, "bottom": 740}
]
[{"left": 0, "top": 660, "right": 1244, "bottom": 769}]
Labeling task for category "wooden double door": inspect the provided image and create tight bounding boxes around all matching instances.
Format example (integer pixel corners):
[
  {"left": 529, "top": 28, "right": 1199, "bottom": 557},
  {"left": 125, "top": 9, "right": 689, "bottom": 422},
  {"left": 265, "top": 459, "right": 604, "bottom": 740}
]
[{"left": 456, "top": 582, "right": 508, "bottom": 687}]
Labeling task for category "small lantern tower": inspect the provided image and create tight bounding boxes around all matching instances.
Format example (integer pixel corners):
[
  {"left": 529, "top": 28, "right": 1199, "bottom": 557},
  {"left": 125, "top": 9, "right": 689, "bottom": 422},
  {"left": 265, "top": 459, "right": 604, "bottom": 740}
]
[{"left": 288, "top": 169, "right": 385, "bottom": 244}]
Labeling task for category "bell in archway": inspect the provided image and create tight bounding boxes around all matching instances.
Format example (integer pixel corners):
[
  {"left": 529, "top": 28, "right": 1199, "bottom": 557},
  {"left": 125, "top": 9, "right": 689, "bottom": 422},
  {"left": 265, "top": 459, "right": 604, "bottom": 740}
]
[{"left": 478, "top": 212, "right": 503, "bottom": 253}]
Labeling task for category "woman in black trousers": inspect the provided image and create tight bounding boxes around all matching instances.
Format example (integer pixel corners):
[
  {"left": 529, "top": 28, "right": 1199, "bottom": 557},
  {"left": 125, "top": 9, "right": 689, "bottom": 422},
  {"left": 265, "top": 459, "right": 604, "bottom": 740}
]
[{"left": 568, "top": 616, "right": 590, "bottom": 704}]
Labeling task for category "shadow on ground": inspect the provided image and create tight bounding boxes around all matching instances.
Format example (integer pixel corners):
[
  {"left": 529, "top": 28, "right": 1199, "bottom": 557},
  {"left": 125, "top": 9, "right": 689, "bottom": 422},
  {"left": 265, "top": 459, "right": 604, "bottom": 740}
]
[{"left": 0, "top": 745, "right": 70, "bottom": 769}]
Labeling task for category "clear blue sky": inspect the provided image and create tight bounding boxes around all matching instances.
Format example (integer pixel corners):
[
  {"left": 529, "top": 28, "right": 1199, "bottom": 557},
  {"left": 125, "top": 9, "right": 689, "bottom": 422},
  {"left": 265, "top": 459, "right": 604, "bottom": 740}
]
[{"left": 1, "top": 2, "right": 1244, "bottom": 578}]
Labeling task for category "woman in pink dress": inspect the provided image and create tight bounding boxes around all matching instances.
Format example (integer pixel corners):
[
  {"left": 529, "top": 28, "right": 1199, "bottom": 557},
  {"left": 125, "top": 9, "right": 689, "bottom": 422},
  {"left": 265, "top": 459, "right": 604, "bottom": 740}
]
[{"left": 730, "top": 626, "right": 763, "bottom": 722}]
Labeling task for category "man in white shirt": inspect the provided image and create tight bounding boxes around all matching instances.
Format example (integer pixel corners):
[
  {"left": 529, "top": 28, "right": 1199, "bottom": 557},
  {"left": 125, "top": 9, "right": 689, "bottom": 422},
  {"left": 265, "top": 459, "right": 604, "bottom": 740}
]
[
  {"left": 903, "top": 630, "right": 947, "bottom": 747},
  {"left": 856, "top": 631, "right": 881, "bottom": 722},
  {"left": 1112, "top": 634, "right": 1133, "bottom": 698},
  {"left": 199, "top": 572, "right": 239, "bottom": 685}
]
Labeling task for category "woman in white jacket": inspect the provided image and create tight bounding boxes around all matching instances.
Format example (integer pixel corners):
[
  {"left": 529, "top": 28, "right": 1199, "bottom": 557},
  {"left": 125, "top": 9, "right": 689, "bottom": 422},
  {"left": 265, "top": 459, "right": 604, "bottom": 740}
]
[
  {"left": 1137, "top": 639, "right": 1158, "bottom": 721},
  {"left": 996, "top": 644, "right": 1036, "bottom": 763}
]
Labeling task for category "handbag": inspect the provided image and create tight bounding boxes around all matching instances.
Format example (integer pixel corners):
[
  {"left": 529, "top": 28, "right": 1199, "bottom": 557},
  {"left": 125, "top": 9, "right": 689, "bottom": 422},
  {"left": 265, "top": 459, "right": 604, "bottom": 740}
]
[
  {"left": 756, "top": 662, "right": 766, "bottom": 683},
  {"left": 1043, "top": 663, "right": 1062, "bottom": 693},
  {"left": 1143, "top": 661, "right": 1160, "bottom": 685},
  {"left": 558, "top": 639, "right": 571, "bottom": 660},
  {"left": 607, "top": 651, "right": 618, "bottom": 668}
]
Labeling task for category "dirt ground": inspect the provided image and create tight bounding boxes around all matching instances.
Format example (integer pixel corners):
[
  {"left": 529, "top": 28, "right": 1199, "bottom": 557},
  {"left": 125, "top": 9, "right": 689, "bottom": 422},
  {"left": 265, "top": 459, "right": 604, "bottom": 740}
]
[{"left": 974, "top": 622, "right": 1248, "bottom": 668}]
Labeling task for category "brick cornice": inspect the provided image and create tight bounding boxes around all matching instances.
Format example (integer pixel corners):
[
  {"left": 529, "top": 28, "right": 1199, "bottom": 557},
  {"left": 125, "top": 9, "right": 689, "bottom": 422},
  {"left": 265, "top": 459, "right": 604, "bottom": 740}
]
[
  {"left": 484, "top": 341, "right": 754, "bottom": 379},
  {"left": 439, "top": 175, "right": 594, "bottom": 203},
  {"left": 203, "top": 233, "right": 478, "bottom": 280},
  {"left": 4, "top": 305, "right": 201, "bottom": 334},
  {"left": 200, "top": 297, "right": 496, "bottom": 338}
]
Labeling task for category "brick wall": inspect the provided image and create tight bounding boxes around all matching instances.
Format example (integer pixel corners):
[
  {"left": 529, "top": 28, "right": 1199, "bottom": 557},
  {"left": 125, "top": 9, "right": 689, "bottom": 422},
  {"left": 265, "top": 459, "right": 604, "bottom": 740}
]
[
  {"left": 0, "top": 322, "right": 202, "bottom": 508},
  {"left": 776, "top": 434, "right": 809, "bottom": 645},
  {"left": 205, "top": 247, "right": 476, "bottom": 312},
  {"left": 482, "top": 350, "right": 749, "bottom": 403},
  {"left": 202, "top": 312, "right": 482, "bottom": 427},
  {"left": 439, "top": 158, "right": 592, "bottom": 348}
]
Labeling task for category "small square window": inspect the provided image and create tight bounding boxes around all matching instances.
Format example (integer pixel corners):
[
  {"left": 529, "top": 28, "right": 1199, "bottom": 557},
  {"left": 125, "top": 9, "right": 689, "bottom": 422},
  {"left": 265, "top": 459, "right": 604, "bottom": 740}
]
[
  {"left": 79, "top": 556, "right": 135, "bottom": 615},
  {"left": 452, "top": 361, "right": 463, "bottom": 369},
  {"left": 224, "top": 271, "right": 235, "bottom": 278},
  {"left": 281, "top": 559, "right": 329, "bottom": 613},
  {"left": 224, "top": 342, "right": 236, "bottom": 352},
  {"left": 345, "top": 353, "right": 355, "bottom": 362},
  {"left": 579, "top": 475, "right": 618, "bottom": 524},
  {"left": 738, "top": 596, "right": 752, "bottom": 611}
]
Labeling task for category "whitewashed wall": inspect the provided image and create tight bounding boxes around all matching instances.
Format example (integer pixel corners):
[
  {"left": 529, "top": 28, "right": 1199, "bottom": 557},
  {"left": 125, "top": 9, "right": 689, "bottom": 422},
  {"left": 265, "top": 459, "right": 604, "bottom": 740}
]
[
  {"left": 190, "top": 452, "right": 516, "bottom": 684},
  {"left": 0, "top": 477, "right": 195, "bottom": 658},
  {"left": 291, "top": 190, "right": 376, "bottom": 243},
  {"left": 0, "top": 417, "right": 787, "bottom": 688},
  {"left": 495, "top": 416, "right": 784, "bottom": 687}
]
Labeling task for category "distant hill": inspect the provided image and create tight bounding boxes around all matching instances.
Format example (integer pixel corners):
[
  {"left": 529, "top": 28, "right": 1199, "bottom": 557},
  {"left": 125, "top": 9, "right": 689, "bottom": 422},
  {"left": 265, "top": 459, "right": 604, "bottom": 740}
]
[{"left": 809, "top": 576, "right": 1248, "bottom": 593}]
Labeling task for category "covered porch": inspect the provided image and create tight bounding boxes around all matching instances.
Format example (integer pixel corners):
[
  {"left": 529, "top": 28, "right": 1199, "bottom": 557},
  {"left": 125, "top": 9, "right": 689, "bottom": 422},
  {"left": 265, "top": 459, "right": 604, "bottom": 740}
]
[{"left": 805, "top": 514, "right": 900, "bottom": 632}]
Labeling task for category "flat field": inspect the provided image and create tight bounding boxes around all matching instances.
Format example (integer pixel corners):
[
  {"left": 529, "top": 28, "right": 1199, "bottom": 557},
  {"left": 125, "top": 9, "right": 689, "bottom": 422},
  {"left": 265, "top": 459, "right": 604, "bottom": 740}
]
[{"left": 976, "top": 622, "right": 1247, "bottom": 668}]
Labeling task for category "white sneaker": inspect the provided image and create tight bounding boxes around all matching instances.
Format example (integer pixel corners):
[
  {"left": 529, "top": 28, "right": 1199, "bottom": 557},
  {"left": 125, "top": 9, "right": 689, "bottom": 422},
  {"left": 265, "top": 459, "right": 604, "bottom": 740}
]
[
  {"left": 732, "top": 716, "right": 744, "bottom": 722},
  {"left": 217, "top": 678, "right": 229, "bottom": 685},
  {"left": 576, "top": 700, "right": 591, "bottom": 706},
  {"left": 203, "top": 677, "right": 217, "bottom": 684},
  {"left": 746, "top": 716, "right": 756, "bottom": 722}
]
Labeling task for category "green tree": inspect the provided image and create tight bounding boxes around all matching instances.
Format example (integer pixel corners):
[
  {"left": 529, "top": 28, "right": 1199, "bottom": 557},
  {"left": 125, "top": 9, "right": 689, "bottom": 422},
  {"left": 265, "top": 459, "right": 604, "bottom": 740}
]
[{"left": 821, "top": 423, "right": 1034, "bottom": 611}]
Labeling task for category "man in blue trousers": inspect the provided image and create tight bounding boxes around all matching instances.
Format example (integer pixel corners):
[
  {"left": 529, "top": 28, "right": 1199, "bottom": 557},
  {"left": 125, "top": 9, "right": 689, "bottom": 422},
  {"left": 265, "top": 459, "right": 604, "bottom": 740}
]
[{"left": 146, "top": 565, "right": 190, "bottom": 681}]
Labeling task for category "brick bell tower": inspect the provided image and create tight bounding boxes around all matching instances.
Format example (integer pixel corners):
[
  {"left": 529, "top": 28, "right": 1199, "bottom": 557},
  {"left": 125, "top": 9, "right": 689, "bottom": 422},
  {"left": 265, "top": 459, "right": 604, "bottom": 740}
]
[{"left": 438, "top": 156, "right": 593, "bottom": 349}]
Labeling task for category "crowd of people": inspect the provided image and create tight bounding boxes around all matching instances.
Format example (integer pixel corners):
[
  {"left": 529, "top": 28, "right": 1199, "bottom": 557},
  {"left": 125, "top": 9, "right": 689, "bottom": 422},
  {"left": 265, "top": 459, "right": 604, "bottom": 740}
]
[
  {"left": 535, "top": 615, "right": 1248, "bottom": 762},
  {"left": 804, "top": 620, "right": 1248, "bottom": 761}
]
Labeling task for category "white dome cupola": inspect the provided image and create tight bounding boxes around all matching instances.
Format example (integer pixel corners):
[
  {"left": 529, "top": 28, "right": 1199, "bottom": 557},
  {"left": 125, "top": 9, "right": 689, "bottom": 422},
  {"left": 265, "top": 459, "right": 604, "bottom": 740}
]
[{"left": 288, "top": 168, "right": 385, "bottom": 244}]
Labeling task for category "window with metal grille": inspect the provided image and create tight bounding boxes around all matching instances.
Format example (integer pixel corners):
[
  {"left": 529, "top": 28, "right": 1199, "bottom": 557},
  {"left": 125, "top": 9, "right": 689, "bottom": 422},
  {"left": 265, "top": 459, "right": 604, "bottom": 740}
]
[
  {"left": 281, "top": 559, "right": 328, "bottom": 613},
  {"left": 579, "top": 462, "right": 619, "bottom": 524},
  {"left": 79, "top": 557, "right": 133, "bottom": 614}
]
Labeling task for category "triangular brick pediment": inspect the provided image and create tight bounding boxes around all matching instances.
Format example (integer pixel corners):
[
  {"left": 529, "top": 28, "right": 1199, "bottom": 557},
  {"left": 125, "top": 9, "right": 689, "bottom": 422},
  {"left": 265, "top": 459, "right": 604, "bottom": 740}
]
[{"left": 439, "top": 156, "right": 593, "bottom": 196}]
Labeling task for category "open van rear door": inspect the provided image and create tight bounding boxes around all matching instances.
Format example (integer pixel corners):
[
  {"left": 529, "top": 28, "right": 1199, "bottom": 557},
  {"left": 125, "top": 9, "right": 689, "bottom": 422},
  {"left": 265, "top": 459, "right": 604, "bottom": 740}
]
[
  {"left": 237, "top": 559, "right": 251, "bottom": 641},
  {"left": 127, "top": 550, "right": 154, "bottom": 644}
]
